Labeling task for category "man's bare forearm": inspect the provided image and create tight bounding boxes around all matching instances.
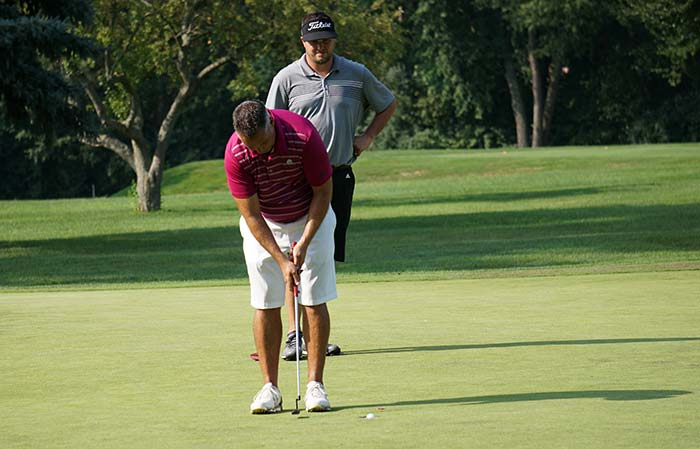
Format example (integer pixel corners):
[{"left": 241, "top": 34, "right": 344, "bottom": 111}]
[
  {"left": 235, "top": 195, "right": 287, "bottom": 267},
  {"left": 298, "top": 178, "right": 332, "bottom": 250},
  {"left": 363, "top": 99, "right": 397, "bottom": 140}
]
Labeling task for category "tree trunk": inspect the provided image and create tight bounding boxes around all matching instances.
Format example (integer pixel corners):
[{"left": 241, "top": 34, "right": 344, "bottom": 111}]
[
  {"left": 542, "top": 60, "right": 562, "bottom": 146},
  {"left": 131, "top": 137, "right": 161, "bottom": 212},
  {"left": 504, "top": 53, "right": 529, "bottom": 148},
  {"left": 135, "top": 166, "right": 161, "bottom": 211},
  {"left": 147, "top": 152, "right": 164, "bottom": 211},
  {"left": 528, "top": 29, "right": 544, "bottom": 148}
]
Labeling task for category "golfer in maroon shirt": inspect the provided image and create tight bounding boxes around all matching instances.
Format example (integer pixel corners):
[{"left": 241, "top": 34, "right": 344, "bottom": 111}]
[{"left": 224, "top": 100, "right": 336, "bottom": 413}]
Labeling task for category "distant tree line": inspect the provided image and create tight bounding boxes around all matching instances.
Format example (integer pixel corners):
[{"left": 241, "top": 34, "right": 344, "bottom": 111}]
[{"left": 1, "top": 0, "right": 698, "bottom": 207}]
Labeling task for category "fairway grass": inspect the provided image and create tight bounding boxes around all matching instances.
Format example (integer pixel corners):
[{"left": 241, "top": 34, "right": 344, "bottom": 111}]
[
  {"left": 1, "top": 144, "right": 699, "bottom": 290},
  {"left": 1, "top": 272, "right": 699, "bottom": 449}
]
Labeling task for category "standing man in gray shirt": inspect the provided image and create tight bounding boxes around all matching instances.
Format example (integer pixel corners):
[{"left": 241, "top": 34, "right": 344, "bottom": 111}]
[{"left": 266, "top": 11, "right": 397, "bottom": 361}]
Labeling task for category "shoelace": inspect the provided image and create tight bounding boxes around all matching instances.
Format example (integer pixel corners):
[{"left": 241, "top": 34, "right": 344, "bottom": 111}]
[
  {"left": 307, "top": 383, "right": 327, "bottom": 399},
  {"left": 254, "top": 385, "right": 279, "bottom": 402}
]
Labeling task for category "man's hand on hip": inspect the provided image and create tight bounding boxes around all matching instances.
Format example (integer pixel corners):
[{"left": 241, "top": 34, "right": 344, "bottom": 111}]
[{"left": 353, "top": 133, "right": 373, "bottom": 157}]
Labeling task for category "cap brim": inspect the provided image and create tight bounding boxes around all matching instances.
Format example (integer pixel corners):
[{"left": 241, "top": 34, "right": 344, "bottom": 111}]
[{"left": 302, "top": 30, "right": 338, "bottom": 41}]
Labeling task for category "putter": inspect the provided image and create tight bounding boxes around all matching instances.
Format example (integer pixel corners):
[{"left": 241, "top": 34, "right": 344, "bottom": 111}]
[{"left": 290, "top": 242, "right": 302, "bottom": 415}]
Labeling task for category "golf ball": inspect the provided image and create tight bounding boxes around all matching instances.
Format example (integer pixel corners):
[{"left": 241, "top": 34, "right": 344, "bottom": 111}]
[{"left": 366, "top": 413, "right": 376, "bottom": 419}]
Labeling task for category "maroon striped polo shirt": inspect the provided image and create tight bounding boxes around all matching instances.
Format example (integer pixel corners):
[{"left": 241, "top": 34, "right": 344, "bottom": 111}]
[{"left": 224, "top": 109, "right": 332, "bottom": 223}]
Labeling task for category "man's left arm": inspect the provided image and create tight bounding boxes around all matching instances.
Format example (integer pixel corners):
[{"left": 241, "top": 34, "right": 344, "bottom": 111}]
[
  {"left": 292, "top": 178, "right": 332, "bottom": 267},
  {"left": 353, "top": 99, "right": 397, "bottom": 157},
  {"left": 266, "top": 74, "right": 289, "bottom": 110}
]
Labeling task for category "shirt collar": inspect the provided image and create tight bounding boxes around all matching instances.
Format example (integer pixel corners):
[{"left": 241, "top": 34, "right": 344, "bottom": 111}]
[
  {"left": 238, "top": 112, "right": 287, "bottom": 160},
  {"left": 271, "top": 110, "right": 288, "bottom": 154},
  {"left": 298, "top": 54, "right": 340, "bottom": 77}
]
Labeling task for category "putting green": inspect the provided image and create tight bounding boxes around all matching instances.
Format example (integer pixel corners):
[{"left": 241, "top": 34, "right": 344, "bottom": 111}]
[{"left": 1, "top": 271, "right": 698, "bottom": 448}]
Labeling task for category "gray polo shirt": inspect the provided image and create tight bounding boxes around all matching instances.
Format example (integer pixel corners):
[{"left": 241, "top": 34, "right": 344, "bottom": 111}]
[{"left": 266, "top": 54, "right": 395, "bottom": 167}]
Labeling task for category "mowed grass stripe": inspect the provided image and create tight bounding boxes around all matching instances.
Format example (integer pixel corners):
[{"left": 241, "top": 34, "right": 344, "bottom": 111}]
[{"left": 1, "top": 144, "right": 698, "bottom": 290}]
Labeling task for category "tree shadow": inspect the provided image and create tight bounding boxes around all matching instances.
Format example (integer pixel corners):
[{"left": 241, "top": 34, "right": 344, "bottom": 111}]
[
  {"left": 0, "top": 226, "right": 246, "bottom": 287},
  {"left": 341, "top": 202, "right": 700, "bottom": 274},
  {"left": 352, "top": 187, "right": 609, "bottom": 208},
  {"left": 342, "top": 337, "right": 700, "bottom": 356},
  {"left": 334, "top": 389, "right": 692, "bottom": 411}
]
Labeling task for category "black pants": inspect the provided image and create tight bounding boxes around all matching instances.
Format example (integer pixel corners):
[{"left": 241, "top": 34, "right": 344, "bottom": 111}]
[{"left": 331, "top": 166, "right": 355, "bottom": 262}]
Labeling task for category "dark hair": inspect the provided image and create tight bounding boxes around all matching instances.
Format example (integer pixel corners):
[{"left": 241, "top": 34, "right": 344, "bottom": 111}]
[
  {"left": 232, "top": 100, "right": 268, "bottom": 137},
  {"left": 301, "top": 11, "right": 333, "bottom": 29}
]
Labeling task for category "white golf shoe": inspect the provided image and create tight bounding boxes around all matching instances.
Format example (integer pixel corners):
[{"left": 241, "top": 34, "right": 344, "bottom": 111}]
[
  {"left": 250, "top": 383, "right": 283, "bottom": 414},
  {"left": 305, "top": 381, "right": 331, "bottom": 412}
]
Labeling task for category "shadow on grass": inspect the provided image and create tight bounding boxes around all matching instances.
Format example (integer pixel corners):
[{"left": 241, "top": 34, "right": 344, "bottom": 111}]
[
  {"left": 352, "top": 187, "right": 609, "bottom": 208},
  {"left": 342, "top": 202, "right": 700, "bottom": 275},
  {"left": 335, "top": 389, "right": 692, "bottom": 411},
  {"left": 342, "top": 337, "right": 700, "bottom": 356},
  {"left": 1, "top": 202, "right": 698, "bottom": 287}
]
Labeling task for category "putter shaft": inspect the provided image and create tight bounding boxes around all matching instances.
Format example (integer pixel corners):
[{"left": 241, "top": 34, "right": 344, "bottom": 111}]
[{"left": 290, "top": 242, "right": 302, "bottom": 415}]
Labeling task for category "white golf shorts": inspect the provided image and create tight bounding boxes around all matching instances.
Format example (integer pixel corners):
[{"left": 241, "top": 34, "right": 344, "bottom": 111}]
[{"left": 239, "top": 209, "right": 337, "bottom": 309}]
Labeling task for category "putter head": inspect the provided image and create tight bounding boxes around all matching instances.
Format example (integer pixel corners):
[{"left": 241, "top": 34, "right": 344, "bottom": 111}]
[{"left": 291, "top": 397, "right": 301, "bottom": 415}]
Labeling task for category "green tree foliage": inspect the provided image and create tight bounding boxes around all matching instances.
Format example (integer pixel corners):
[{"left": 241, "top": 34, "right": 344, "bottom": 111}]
[
  {"left": 0, "top": 0, "right": 112, "bottom": 200},
  {"left": 376, "top": 0, "right": 605, "bottom": 149},
  {"left": 226, "top": 1, "right": 403, "bottom": 101},
  {"left": 0, "top": 0, "right": 95, "bottom": 134},
  {"left": 380, "top": 0, "right": 700, "bottom": 149},
  {"left": 614, "top": 0, "right": 700, "bottom": 86},
  {"left": 488, "top": 0, "right": 605, "bottom": 147},
  {"left": 170, "top": 0, "right": 403, "bottom": 165},
  {"left": 551, "top": 4, "right": 700, "bottom": 145},
  {"left": 75, "top": 0, "right": 402, "bottom": 211},
  {"left": 77, "top": 1, "right": 268, "bottom": 211},
  {"left": 374, "top": 0, "right": 514, "bottom": 150},
  {"left": 0, "top": 127, "right": 131, "bottom": 199}
]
